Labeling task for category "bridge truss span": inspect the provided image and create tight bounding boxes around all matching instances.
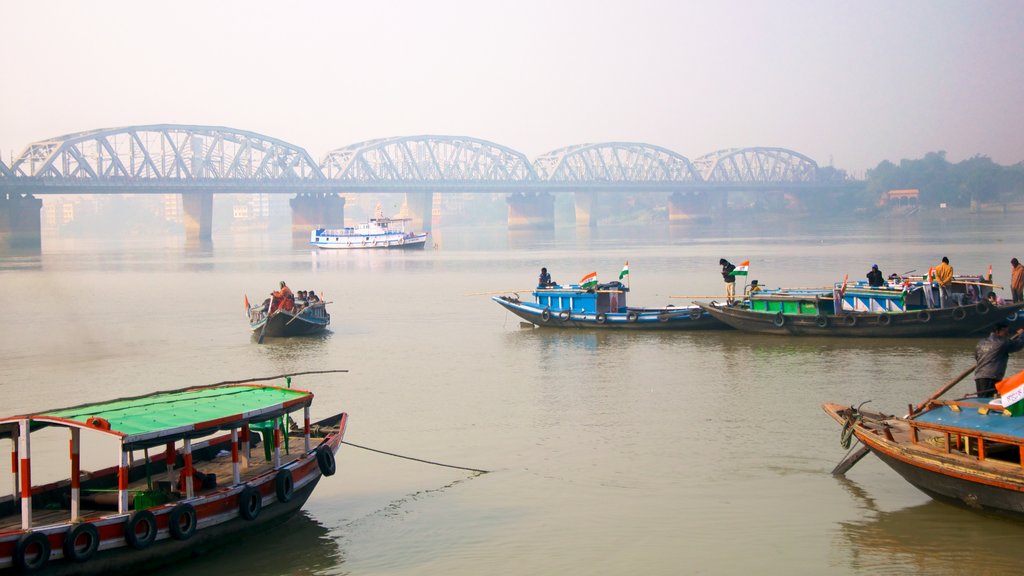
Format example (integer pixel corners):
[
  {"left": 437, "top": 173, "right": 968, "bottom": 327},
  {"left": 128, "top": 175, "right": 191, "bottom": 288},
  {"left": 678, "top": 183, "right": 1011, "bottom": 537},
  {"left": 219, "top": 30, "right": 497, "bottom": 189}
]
[
  {"left": 533, "top": 142, "right": 702, "bottom": 184},
  {"left": 9, "top": 124, "right": 326, "bottom": 183},
  {"left": 320, "top": 135, "right": 539, "bottom": 182},
  {"left": 693, "top": 147, "right": 818, "bottom": 183}
]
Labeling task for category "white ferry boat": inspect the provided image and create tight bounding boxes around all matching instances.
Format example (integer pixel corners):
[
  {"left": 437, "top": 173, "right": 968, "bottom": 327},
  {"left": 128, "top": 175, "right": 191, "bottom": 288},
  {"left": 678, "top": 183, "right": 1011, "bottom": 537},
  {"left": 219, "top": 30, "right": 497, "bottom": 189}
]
[{"left": 310, "top": 218, "right": 428, "bottom": 250}]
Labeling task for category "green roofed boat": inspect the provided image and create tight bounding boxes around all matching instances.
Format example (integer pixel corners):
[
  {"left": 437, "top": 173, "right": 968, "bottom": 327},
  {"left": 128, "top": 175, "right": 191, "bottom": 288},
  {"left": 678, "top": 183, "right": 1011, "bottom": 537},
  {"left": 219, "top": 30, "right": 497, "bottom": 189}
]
[{"left": 0, "top": 373, "right": 347, "bottom": 575}]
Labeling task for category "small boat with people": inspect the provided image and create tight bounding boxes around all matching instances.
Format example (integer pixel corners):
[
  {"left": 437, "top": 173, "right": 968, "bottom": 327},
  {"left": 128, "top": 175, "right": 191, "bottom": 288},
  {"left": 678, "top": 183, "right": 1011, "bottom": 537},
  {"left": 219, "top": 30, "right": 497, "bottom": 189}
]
[
  {"left": 0, "top": 372, "right": 347, "bottom": 575},
  {"left": 310, "top": 217, "right": 428, "bottom": 250},
  {"left": 247, "top": 282, "right": 330, "bottom": 341},
  {"left": 491, "top": 267, "right": 726, "bottom": 330},
  {"left": 824, "top": 366, "right": 1024, "bottom": 519},
  {"left": 697, "top": 272, "right": 1024, "bottom": 337}
]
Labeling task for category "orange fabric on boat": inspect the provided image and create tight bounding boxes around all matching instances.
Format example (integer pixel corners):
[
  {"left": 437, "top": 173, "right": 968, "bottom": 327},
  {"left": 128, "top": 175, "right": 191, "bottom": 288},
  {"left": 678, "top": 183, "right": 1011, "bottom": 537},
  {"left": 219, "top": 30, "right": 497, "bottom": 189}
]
[{"left": 995, "top": 370, "right": 1024, "bottom": 396}]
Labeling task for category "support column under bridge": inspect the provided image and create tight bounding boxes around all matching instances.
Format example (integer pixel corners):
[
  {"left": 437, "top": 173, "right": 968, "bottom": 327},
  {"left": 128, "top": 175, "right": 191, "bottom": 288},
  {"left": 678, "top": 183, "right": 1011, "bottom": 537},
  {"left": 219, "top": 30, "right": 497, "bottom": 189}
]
[
  {"left": 290, "top": 193, "right": 345, "bottom": 237},
  {"left": 668, "top": 190, "right": 716, "bottom": 222},
  {"left": 403, "top": 192, "right": 433, "bottom": 233},
  {"left": 573, "top": 191, "right": 597, "bottom": 228},
  {"left": 0, "top": 193, "right": 43, "bottom": 250},
  {"left": 507, "top": 192, "right": 555, "bottom": 230},
  {"left": 182, "top": 192, "right": 213, "bottom": 242}
]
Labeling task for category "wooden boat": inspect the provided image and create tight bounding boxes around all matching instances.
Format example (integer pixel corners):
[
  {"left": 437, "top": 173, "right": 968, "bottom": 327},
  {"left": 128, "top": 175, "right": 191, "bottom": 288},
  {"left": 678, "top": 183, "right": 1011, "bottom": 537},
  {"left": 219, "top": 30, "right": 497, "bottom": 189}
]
[
  {"left": 310, "top": 218, "right": 427, "bottom": 250},
  {"left": 697, "top": 276, "right": 1024, "bottom": 337},
  {"left": 248, "top": 299, "right": 330, "bottom": 338},
  {"left": 0, "top": 376, "right": 346, "bottom": 575},
  {"left": 492, "top": 281, "right": 727, "bottom": 330},
  {"left": 823, "top": 369, "right": 1024, "bottom": 519}
]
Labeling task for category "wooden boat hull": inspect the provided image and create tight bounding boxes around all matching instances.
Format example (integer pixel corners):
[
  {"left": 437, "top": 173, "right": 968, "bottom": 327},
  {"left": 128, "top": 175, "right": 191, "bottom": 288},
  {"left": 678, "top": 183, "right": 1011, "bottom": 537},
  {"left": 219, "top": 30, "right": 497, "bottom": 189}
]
[
  {"left": 492, "top": 295, "right": 729, "bottom": 330},
  {"left": 0, "top": 415, "right": 347, "bottom": 575},
  {"left": 700, "top": 301, "right": 1024, "bottom": 337},
  {"left": 250, "top": 308, "right": 330, "bottom": 338},
  {"left": 823, "top": 403, "right": 1024, "bottom": 519}
]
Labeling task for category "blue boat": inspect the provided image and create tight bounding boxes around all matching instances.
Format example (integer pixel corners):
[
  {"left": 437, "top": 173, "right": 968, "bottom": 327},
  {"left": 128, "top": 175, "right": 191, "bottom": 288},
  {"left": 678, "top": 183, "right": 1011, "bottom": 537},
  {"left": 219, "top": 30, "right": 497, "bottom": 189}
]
[{"left": 491, "top": 281, "right": 726, "bottom": 330}]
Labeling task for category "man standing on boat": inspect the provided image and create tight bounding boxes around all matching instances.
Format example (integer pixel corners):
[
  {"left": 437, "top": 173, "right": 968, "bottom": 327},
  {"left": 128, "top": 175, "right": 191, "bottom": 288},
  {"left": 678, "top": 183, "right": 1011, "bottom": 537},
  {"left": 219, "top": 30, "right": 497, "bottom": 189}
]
[
  {"left": 975, "top": 322, "right": 1024, "bottom": 398},
  {"left": 720, "top": 259, "right": 737, "bottom": 305},
  {"left": 866, "top": 264, "right": 885, "bottom": 287},
  {"left": 271, "top": 281, "right": 294, "bottom": 313},
  {"left": 934, "top": 256, "right": 954, "bottom": 307},
  {"left": 1011, "top": 258, "right": 1024, "bottom": 303}
]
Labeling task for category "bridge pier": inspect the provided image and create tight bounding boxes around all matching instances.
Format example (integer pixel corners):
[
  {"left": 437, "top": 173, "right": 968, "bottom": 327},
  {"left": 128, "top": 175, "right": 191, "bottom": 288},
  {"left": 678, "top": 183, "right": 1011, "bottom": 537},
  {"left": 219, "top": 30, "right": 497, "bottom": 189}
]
[
  {"left": 0, "top": 193, "right": 43, "bottom": 249},
  {"left": 507, "top": 192, "right": 555, "bottom": 230},
  {"left": 668, "top": 190, "right": 715, "bottom": 222},
  {"left": 403, "top": 192, "right": 433, "bottom": 233},
  {"left": 290, "top": 193, "right": 345, "bottom": 237},
  {"left": 573, "top": 192, "right": 597, "bottom": 228},
  {"left": 181, "top": 192, "right": 213, "bottom": 242}
]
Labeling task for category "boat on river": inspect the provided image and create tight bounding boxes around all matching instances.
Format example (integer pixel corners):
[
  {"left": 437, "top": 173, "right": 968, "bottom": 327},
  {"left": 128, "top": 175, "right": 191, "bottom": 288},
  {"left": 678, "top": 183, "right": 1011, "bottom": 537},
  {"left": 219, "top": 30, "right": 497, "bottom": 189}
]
[
  {"left": 824, "top": 369, "right": 1024, "bottom": 519},
  {"left": 0, "top": 375, "right": 347, "bottom": 575},
  {"left": 248, "top": 298, "right": 330, "bottom": 339},
  {"left": 310, "top": 218, "right": 428, "bottom": 250},
  {"left": 697, "top": 275, "right": 1023, "bottom": 337},
  {"left": 492, "top": 281, "right": 727, "bottom": 330}
]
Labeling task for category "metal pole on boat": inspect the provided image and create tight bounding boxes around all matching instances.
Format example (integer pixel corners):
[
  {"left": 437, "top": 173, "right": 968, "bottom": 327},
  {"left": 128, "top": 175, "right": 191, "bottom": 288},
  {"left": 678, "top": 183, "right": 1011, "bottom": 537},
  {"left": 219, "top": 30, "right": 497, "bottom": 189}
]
[
  {"left": 70, "top": 428, "right": 81, "bottom": 521},
  {"left": 231, "top": 428, "right": 241, "bottom": 485},
  {"left": 118, "top": 448, "right": 129, "bottom": 514},
  {"left": 183, "top": 439, "right": 194, "bottom": 499},
  {"left": 18, "top": 419, "right": 31, "bottom": 529},
  {"left": 273, "top": 419, "right": 282, "bottom": 468},
  {"left": 10, "top": 428, "right": 18, "bottom": 510},
  {"left": 241, "top": 424, "right": 250, "bottom": 469},
  {"left": 304, "top": 406, "right": 311, "bottom": 453},
  {"left": 165, "top": 442, "right": 176, "bottom": 487}
]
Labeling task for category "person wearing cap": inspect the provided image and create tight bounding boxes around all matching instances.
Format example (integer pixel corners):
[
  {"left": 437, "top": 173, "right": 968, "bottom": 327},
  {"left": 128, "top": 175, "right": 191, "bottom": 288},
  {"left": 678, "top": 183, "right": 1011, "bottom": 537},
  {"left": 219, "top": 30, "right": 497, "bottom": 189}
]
[
  {"left": 1011, "top": 258, "right": 1024, "bottom": 303},
  {"left": 719, "top": 259, "right": 737, "bottom": 305},
  {"left": 866, "top": 264, "right": 885, "bottom": 288},
  {"left": 975, "top": 322, "right": 1024, "bottom": 398},
  {"left": 745, "top": 279, "right": 762, "bottom": 297}
]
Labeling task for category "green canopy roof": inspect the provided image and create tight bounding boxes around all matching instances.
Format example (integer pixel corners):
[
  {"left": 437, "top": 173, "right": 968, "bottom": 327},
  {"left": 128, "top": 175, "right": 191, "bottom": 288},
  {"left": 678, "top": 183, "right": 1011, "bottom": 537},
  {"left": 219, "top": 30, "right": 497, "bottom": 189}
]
[{"left": 1, "top": 385, "right": 313, "bottom": 448}]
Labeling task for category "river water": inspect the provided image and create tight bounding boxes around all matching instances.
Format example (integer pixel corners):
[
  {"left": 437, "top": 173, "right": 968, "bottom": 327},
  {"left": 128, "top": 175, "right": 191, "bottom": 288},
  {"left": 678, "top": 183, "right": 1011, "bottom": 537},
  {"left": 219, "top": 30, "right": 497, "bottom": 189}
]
[{"left": 3, "top": 212, "right": 1024, "bottom": 575}]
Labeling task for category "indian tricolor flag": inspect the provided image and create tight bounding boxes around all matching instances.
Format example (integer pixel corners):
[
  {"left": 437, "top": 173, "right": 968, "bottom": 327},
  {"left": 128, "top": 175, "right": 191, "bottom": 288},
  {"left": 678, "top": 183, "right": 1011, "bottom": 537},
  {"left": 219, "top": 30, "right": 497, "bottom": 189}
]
[
  {"left": 580, "top": 271, "right": 598, "bottom": 289},
  {"left": 997, "top": 370, "right": 1024, "bottom": 415},
  {"left": 619, "top": 261, "right": 629, "bottom": 280},
  {"left": 729, "top": 260, "right": 750, "bottom": 276}
]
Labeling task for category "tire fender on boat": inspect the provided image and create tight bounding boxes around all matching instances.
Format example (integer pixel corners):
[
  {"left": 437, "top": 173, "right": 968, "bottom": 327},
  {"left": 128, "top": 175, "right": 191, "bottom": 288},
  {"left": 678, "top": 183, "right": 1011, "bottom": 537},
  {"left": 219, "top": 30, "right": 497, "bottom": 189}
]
[
  {"left": 168, "top": 503, "right": 197, "bottom": 541},
  {"left": 626, "top": 311, "right": 639, "bottom": 323},
  {"left": 238, "top": 486, "right": 262, "bottom": 521},
  {"left": 815, "top": 315, "right": 829, "bottom": 328},
  {"left": 541, "top": 308, "right": 551, "bottom": 322},
  {"left": 953, "top": 307, "right": 968, "bottom": 321},
  {"left": 689, "top": 308, "right": 702, "bottom": 320},
  {"left": 316, "top": 444, "right": 337, "bottom": 477},
  {"left": 1009, "top": 312, "right": 1019, "bottom": 323},
  {"left": 843, "top": 313, "right": 857, "bottom": 327},
  {"left": 558, "top": 310, "right": 571, "bottom": 321},
  {"left": 124, "top": 510, "right": 158, "bottom": 549},
  {"left": 976, "top": 301, "right": 992, "bottom": 315},
  {"left": 878, "top": 314, "right": 892, "bottom": 326},
  {"left": 63, "top": 522, "right": 100, "bottom": 562},
  {"left": 275, "top": 469, "right": 294, "bottom": 503},
  {"left": 917, "top": 310, "right": 931, "bottom": 323},
  {"left": 14, "top": 531, "right": 50, "bottom": 572},
  {"left": 773, "top": 311, "right": 786, "bottom": 327},
  {"left": 595, "top": 313, "right": 607, "bottom": 324}
]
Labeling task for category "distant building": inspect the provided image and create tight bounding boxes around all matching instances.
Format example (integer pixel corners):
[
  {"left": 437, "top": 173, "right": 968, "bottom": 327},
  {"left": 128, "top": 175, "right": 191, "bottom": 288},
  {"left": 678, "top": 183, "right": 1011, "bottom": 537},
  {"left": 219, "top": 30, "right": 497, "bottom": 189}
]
[{"left": 880, "top": 189, "right": 919, "bottom": 209}]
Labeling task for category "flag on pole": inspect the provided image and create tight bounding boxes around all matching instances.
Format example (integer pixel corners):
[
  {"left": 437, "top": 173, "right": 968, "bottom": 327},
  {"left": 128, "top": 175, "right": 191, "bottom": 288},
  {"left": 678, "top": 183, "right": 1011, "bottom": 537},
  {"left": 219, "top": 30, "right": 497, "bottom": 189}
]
[
  {"left": 988, "top": 264, "right": 993, "bottom": 282},
  {"left": 927, "top": 267, "right": 934, "bottom": 283},
  {"left": 580, "top": 271, "right": 598, "bottom": 289},
  {"left": 244, "top": 294, "right": 251, "bottom": 311},
  {"left": 619, "top": 261, "right": 629, "bottom": 280},
  {"left": 729, "top": 260, "right": 750, "bottom": 276},
  {"left": 997, "top": 370, "right": 1024, "bottom": 415}
]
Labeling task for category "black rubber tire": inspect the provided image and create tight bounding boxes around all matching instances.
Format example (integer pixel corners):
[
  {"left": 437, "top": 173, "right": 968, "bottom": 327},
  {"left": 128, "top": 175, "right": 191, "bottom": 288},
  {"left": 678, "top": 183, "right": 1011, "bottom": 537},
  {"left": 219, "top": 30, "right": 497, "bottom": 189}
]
[
  {"left": 878, "top": 314, "right": 892, "bottom": 326},
  {"left": 168, "top": 503, "right": 197, "bottom": 541},
  {"left": 540, "top": 308, "right": 551, "bottom": 322},
  {"left": 917, "top": 310, "right": 931, "bottom": 323},
  {"left": 773, "top": 312, "right": 786, "bottom": 327},
  {"left": 815, "top": 315, "right": 829, "bottom": 328},
  {"left": 626, "top": 311, "right": 639, "bottom": 323},
  {"left": 316, "top": 444, "right": 337, "bottom": 477},
  {"left": 558, "top": 310, "right": 570, "bottom": 321},
  {"left": 595, "top": 313, "right": 606, "bottom": 324},
  {"left": 689, "top": 308, "right": 702, "bottom": 320},
  {"left": 238, "top": 486, "right": 262, "bottom": 521},
  {"left": 977, "top": 301, "right": 992, "bottom": 315},
  {"left": 63, "top": 522, "right": 99, "bottom": 562},
  {"left": 275, "top": 469, "right": 294, "bottom": 503},
  {"left": 843, "top": 313, "right": 857, "bottom": 327},
  {"left": 14, "top": 531, "right": 50, "bottom": 572},
  {"left": 124, "top": 510, "right": 157, "bottom": 550},
  {"left": 953, "top": 307, "right": 968, "bottom": 321}
]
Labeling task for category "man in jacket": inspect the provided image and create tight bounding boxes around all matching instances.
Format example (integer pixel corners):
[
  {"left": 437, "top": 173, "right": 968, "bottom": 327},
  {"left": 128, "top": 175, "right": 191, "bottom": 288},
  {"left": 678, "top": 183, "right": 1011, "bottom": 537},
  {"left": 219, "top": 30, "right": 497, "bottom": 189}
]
[
  {"left": 975, "top": 322, "right": 1024, "bottom": 398},
  {"left": 866, "top": 264, "right": 884, "bottom": 287},
  {"left": 720, "top": 259, "right": 736, "bottom": 304},
  {"left": 1011, "top": 258, "right": 1024, "bottom": 303},
  {"left": 934, "top": 256, "right": 954, "bottom": 307}
]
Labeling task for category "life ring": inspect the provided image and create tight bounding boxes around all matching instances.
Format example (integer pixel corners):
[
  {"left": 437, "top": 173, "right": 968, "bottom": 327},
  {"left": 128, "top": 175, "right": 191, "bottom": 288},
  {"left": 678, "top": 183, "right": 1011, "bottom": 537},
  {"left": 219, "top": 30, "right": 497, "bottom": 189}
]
[
  {"left": 540, "top": 308, "right": 551, "bottom": 322},
  {"left": 316, "top": 445, "right": 337, "bottom": 477},
  {"left": 275, "top": 470, "right": 294, "bottom": 503},
  {"left": 878, "top": 314, "right": 892, "bottom": 326},
  {"left": 626, "top": 311, "right": 639, "bottom": 323},
  {"left": 917, "top": 310, "right": 931, "bottom": 323},
  {"left": 124, "top": 510, "right": 157, "bottom": 549},
  {"left": 86, "top": 416, "right": 110, "bottom": 430},
  {"left": 595, "top": 313, "right": 607, "bottom": 324},
  {"left": 63, "top": 522, "right": 99, "bottom": 562},
  {"left": 953, "top": 307, "right": 968, "bottom": 321},
  {"left": 14, "top": 531, "right": 50, "bottom": 572},
  {"left": 1009, "top": 312, "right": 1019, "bottom": 322},
  {"left": 238, "top": 486, "right": 262, "bottom": 521},
  {"left": 558, "top": 310, "right": 571, "bottom": 321},
  {"left": 772, "top": 312, "right": 786, "bottom": 327},
  {"left": 815, "top": 315, "right": 829, "bottom": 328},
  {"left": 168, "top": 503, "right": 197, "bottom": 541},
  {"left": 843, "top": 313, "right": 857, "bottom": 327},
  {"left": 977, "top": 301, "right": 992, "bottom": 315},
  {"left": 689, "top": 308, "right": 702, "bottom": 320}
]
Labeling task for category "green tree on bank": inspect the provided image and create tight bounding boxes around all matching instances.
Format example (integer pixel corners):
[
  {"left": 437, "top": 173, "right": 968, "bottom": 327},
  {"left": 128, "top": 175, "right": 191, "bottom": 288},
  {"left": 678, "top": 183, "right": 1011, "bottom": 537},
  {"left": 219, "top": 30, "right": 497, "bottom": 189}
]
[{"left": 863, "top": 152, "right": 1024, "bottom": 209}]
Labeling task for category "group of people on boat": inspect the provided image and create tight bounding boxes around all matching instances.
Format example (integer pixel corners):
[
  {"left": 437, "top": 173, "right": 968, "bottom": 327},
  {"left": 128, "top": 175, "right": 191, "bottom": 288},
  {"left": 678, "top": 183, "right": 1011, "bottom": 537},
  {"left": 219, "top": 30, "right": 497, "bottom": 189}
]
[{"left": 265, "top": 281, "right": 321, "bottom": 314}]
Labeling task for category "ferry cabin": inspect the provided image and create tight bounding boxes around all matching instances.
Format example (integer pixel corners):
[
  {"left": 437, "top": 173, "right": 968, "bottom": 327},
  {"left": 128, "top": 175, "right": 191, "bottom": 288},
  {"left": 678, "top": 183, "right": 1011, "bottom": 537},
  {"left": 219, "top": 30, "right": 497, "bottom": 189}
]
[{"left": 534, "top": 284, "right": 628, "bottom": 316}]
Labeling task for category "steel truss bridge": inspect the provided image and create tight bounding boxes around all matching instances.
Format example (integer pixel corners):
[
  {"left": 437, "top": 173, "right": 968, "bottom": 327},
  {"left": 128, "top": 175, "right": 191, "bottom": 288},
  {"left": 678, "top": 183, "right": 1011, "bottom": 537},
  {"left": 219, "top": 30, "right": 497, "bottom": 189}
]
[{"left": 0, "top": 124, "right": 859, "bottom": 194}]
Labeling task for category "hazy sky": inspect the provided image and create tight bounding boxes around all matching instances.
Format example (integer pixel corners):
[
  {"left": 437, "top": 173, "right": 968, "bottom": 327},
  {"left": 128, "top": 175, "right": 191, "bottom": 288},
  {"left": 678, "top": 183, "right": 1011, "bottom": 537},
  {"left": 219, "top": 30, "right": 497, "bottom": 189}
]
[{"left": 1, "top": 0, "right": 1021, "bottom": 176}]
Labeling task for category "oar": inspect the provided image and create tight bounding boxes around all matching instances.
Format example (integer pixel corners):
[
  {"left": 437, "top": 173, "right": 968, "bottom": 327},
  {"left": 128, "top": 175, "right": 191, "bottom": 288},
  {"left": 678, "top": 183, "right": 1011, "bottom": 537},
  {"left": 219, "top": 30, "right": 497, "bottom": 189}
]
[
  {"left": 464, "top": 289, "right": 535, "bottom": 296},
  {"left": 257, "top": 297, "right": 274, "bottom": 344},
  {"left": 285, "top": 308, "right": 307, "bottom": 325},
  {"left": 831, "top": 445, "right": 870, "bottom": 476}
]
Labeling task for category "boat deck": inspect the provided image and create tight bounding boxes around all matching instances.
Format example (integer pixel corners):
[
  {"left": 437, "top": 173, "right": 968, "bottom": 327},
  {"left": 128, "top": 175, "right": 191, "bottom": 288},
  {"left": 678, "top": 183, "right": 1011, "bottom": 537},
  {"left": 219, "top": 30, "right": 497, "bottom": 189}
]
[{"left": 915, "top": 400, "right": 1024, "bottom": 437}]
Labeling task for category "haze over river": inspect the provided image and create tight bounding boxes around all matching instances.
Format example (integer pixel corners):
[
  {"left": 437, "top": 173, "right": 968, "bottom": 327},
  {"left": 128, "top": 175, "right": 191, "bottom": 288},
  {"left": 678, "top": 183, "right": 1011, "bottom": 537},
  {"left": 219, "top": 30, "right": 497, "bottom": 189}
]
[{"left": 3, "top": 213, "right": 1024, "bottom": 575}]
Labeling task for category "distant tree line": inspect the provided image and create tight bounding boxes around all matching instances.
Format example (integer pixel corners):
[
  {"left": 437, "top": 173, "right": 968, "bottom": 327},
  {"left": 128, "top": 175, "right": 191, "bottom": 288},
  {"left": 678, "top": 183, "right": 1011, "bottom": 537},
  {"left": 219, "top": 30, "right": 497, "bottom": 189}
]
[{"left": 861, "top": 152, "right": 1024, "bottom": 208}]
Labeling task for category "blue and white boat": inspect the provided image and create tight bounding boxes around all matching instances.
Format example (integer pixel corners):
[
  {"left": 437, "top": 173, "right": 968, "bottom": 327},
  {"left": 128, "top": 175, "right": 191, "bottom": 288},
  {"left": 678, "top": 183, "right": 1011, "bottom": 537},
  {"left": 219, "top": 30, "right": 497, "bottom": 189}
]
[
  {"left": 492, "top": 281, "right": 726, "bottom": 330},
  {"left": 310, "top": 218, "right": 428, "bottom": 250}
]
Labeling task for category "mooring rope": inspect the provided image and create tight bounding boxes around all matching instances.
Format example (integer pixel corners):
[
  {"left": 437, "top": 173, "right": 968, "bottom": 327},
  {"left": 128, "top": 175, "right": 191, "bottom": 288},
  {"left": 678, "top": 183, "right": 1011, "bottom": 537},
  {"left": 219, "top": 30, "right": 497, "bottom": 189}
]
[{"left": 341, "top": 440, "right": 490, "bottom": 474}]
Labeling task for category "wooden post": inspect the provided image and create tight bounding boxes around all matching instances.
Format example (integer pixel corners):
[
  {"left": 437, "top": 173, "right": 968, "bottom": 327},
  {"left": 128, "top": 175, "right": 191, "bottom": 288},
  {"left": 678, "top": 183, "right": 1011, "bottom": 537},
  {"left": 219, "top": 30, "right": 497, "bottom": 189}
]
[
  {"left": 231, "top": 428, "right": 241, "bottom": 485},
  {"left": 70, "top": 428, "right": 81, "bottom": 520},
  {"left": 19, "top": 419, "right": 31, "bottom": 529}
]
